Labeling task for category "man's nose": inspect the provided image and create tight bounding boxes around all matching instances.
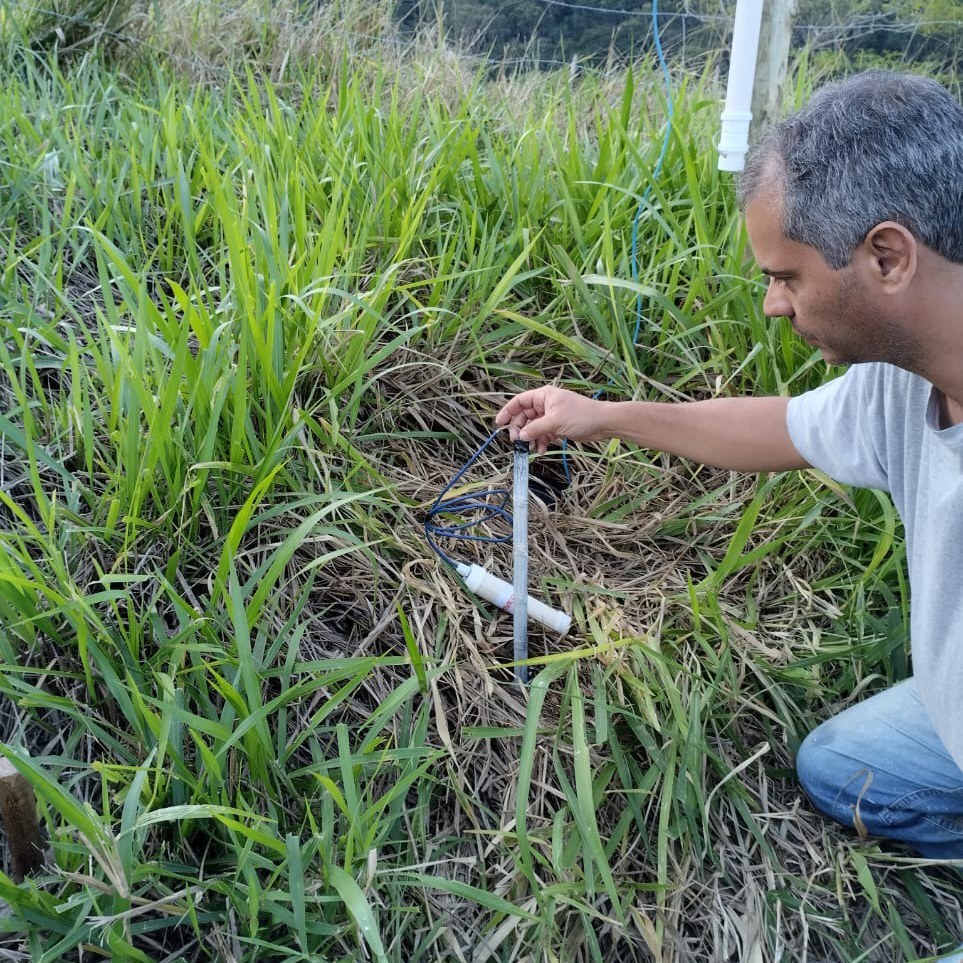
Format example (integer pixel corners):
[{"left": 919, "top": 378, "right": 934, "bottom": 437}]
[{"left": 763, "top": 279, "right": 793, "bottom": 318}]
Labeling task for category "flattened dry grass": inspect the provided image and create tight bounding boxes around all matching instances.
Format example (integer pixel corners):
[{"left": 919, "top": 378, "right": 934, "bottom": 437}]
[{"left": 0, "top": 18, "right": 958, "bottom": 963}]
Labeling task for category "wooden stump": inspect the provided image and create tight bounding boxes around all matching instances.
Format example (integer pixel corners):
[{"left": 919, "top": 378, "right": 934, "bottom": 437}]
[{"left": 0, "top": 758, "right": 43, "bottom": 882}]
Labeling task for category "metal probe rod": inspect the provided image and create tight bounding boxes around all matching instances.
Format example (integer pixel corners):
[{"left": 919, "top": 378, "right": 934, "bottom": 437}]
[{"left": 512, "top": 441, "right": 529, "bottom": 684}]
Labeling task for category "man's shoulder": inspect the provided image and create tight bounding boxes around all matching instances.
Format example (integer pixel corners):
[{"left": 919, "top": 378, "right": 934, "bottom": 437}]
[
  {"left": 786, "top": 363, "right": 930, "bottom": 491},
  {"left": 790, "top": 362, "right": 929, "bottom": 437},
  {"left": 830, "top": 362, "right": 929, "bottom": 402}
]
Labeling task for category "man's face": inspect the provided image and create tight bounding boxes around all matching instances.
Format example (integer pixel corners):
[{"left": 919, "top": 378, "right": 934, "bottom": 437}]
[{"left": 743, "top": 191, "right": 894, "bottom": 367}]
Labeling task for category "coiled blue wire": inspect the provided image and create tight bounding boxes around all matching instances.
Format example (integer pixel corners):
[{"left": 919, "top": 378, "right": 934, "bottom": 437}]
[{"left": 424, "top": 429, "right": 511, "bottom": 568}]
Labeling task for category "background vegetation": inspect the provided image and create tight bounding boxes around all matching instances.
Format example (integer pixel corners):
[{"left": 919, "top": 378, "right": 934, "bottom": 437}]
[
  {"left": 0, "top": 0, "right": 958, "bottom": 960},
  {"left": 398, "top": 0, "right": 963, "bottom": 74}
]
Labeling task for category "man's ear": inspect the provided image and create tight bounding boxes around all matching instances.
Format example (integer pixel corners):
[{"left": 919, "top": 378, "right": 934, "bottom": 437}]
[{"left": 860, "top": 221, "right": 917, "bottom": 290}]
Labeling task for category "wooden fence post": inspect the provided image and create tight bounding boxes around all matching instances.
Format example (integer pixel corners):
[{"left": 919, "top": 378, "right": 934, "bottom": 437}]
[
  {"left": 0, "top": 757, "right": 43, "bottom": 882},
  {"left": 752, "top": 0, "right": 799, "bottom": 129}
]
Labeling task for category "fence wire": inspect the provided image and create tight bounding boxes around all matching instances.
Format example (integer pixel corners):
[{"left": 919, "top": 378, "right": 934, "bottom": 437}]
[{"left": 2, "top": 0, "right": 962, "bottom": 76}]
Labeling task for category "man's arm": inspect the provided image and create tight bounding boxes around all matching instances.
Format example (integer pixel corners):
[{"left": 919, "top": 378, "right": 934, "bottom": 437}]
[{"left": 495, "top": 386, "right": 809, "bottom": 472}]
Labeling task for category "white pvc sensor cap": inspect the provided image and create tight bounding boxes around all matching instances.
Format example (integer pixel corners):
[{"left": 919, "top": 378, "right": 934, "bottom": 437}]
[{"left": 718, "top": 109, "right": 753, "bottom": 173}]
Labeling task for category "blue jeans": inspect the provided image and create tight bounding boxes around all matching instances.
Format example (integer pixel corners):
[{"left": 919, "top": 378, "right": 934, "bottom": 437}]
[
  {"left": 797, "top": 678, "right": 963, "bottom": 859},
  {"left": 797, "top": 678, "right": 963, "bottom": 962}
]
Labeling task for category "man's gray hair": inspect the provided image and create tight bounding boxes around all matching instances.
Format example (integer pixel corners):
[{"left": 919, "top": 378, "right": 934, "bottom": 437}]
[{"left": 737, "top": 71, "right": 963, "bottom": 269}]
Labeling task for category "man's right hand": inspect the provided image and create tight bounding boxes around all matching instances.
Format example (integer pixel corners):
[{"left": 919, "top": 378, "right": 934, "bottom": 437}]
[{"left": 495, "top": 386, "right": 611, "bottom": 453}]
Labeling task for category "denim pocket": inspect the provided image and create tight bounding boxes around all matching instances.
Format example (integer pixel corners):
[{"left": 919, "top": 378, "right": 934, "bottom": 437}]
[{"left": 879, "top": 786, "right": 963, "bottom": 838}]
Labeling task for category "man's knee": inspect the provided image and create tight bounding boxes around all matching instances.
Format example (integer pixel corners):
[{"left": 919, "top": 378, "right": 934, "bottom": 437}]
[
  {"left": 796, "top": 719, "right": 835, "bottom": 801},
  {"left": 795, "top": 715, "right": 871, "bottom": 820}
]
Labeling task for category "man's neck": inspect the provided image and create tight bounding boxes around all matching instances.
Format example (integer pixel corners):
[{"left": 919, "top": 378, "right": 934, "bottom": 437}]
[
  {"left": 937, "top": 390, "right": 963, "bottom": 429},
  {"left": 897, "top": 251, "right": 963, "bottom": 416}
]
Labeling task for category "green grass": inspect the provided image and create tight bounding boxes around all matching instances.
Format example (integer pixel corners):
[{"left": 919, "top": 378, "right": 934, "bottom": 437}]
[{"left": 0, "top": 11, "right": 957, "bottom": 962}]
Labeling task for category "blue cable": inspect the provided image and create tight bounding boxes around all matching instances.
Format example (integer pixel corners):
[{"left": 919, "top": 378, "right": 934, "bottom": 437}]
[
  {"left": 424, "top": 429, "right": 512, "bottom": 568},
  {"left": 559, "top": 0, "right": 673, "bottom": 479},
  {"left": 426, "top": 4, "right": 673, "bottom": 564},
  {"left": 631, "top": 0, "right": 674, "bottom": 347}
]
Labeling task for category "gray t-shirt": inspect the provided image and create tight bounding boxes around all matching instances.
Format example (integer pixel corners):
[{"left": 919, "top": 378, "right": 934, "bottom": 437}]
[{"left": 787, "top": 362, "right": 963, "bottom": 770}]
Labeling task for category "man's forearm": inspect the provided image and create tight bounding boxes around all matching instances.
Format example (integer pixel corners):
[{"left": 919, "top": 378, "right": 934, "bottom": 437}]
[{"left": 600, "top": 396, "right": 810, "bottom": 472}]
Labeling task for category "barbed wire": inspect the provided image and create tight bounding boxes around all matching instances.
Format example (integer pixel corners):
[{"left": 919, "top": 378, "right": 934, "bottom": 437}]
[
  {"left": 13, "top": 0, "right": 963, "bottom": 36},
  {"left": 4, "top": 0, "right": 962, "bottom": 74},
  {"left": 525, "top": 0, "right": 963, "bottom": 56},
  {"left": 526, "top": 0, "right": 962, "bottom": 38},
  {"left": 527, "top": 0, "right": 730, "bottom": 20}
]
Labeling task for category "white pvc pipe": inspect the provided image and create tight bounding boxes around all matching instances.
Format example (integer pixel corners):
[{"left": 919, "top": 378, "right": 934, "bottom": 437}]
[
  {"left": 456, "top": 564, "right": 572, "bottom": 636},
  {"left": 718, "top": 0, "right": 765, "bottom": 172}
]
